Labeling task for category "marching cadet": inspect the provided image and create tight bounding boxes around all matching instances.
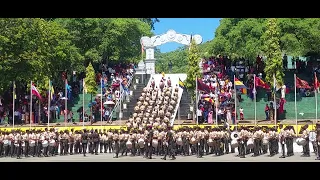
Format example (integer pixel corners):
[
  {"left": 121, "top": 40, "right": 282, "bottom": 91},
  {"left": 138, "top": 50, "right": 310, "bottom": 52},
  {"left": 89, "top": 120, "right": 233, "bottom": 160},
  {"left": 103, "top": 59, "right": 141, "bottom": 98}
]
[
  {"left": 162, "top": 126, "right": 176, "bottom": 160},
  {"left": 107, "top": 130, "right": 113, "bottom": 153},
  {"left": 252, "top": 127, "right": 260, "bottom": 157},
  {"left": 119, "top": 129, "right": 125, "bottom": 156},
  {"left": 315, "top": 123, "right": 320, "bottom": 160},
  {"left": 54, "top": 130, "right": 59, "bottom": 155},
  {"left": 130, "top": 130, "right": 137, "bottom": 156},
  {"left": 59, "top": 131, "right": 64, "bottom": 156},
  {"left": 74, "top": 131, "right": 80, "bottom": 154},
  {"left": 183, "top": 128, "right": 190, "bottom": 156},
  {"left": 81, "top": 129, "right": 89, "bottom": 157},
  {"left": 9, "top": 130, "right": 15, "bottom": 157},
  {"left": 145, "top": 126, "right": 154, "bottom": 159},
  {"left": 49, "top": 129, "right": 56, "bottom": 156},
  {"left": 14, "top": 130, "right": 22, "bottom": 159},
  {"left": 0, "top": 131, "right": 3, "bottom": 157},
  {"left": 24, "top": 130, "right": 29, "bottom": 157},
  {"left": 88, "top": 130, "right": 94, "bottom": 154},
  {"left": 93, "top": 129, "right": 99, "bottom": 155},
  {"left": 224, "top": 127, "right": 230, "bottom": 154},
  {"left": 4, "top": 132, "right": 10, "bottom": 157},
  {"left": 36, "top": 130, "right": 42, "bottom": 157},
  {"left": 268, "top": 128, "right": 276, "bottom": 157},
  {"left": 261, "top": 127, "right": 269, "bottom": 154},
  {"left": 69, "top": 129, "right": 75, "bottom": 155},
  {"left": 279, "top": 124, "right": 286, "bottom": 158},
  {"left": 113, "top": 130, "right": 120, "bottom": 158},
  {"left": 99, "top": 130, "right": 105, "bottom": 153},
  {"left": 285, "top": 126, "right": 294, "bottom": 157},
  {"left": 301, "top": 125, "right": 310, "bottom": 157}
]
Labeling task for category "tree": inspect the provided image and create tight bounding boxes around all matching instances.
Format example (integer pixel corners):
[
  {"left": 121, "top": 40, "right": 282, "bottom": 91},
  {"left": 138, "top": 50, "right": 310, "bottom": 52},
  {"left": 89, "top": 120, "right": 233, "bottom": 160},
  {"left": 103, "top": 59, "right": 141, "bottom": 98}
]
[
  {"left": 84, "top": 62, "right": 97, "bottom": 117},
  {"left": 184, "top": 39, "right": 201, "bottom": 101},
  {"left": 263, "top": 18, "right": 284, "bottom": 88}
]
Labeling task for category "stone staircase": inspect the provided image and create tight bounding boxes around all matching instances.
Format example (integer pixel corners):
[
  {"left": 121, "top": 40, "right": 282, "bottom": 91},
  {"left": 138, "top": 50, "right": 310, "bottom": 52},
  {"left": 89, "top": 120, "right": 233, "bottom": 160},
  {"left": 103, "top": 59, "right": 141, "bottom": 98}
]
[
  {"left": 176, "top": 90, "right": 192, "bottom": 119},
  {"left": 122, "top": 74, "right": 151, "bottom": 119}
]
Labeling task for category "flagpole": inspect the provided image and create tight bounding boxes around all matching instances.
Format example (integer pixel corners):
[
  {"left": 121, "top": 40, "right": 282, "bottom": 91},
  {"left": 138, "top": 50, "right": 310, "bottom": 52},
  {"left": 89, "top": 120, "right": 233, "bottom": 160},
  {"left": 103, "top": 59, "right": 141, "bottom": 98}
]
[
  {"left": 294, "top": 74, "right": 298, "bottom": 135},
  {"left": 273, "top": 74, "right": 277, "bottom": 127},
  {"left": 82, "top": 78, "right": 85, "bottom": 128},
  {"left": 215, "top": 85, "right": 218, "bottom": 127},
  {"left": 48, "top": 80, "right": 51, "bottom": 129},
  {"left": 100, "top": 78, "right": 103, "bottom": 127},
  {"left": 30, "top": 81, "right": 32, "bottom": 129},
  {"left": 196, "top": 76, "right": 198, "bottom": 125},
  {"left": 119, "top": 82, "right": 122, "bottom": 126},
  {"left": 12, "top": 81, "right": 15, "bottom": 129},
  {"left": 234, "top": 75, "right": 237, "bottom": 130},
  {"left": 254, "top": 74, "right": 257, "bottom": 126},
  {"left": 315, "top": 72, "right": 318, "bottom": 124},
  {"left": 65, "top": 78, "right": 67, "bottom": 127}
]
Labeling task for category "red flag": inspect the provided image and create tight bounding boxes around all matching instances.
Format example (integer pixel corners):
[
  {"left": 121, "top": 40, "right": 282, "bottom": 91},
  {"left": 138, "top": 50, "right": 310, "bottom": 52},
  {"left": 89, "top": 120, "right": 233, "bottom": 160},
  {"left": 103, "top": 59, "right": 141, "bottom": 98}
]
[
  {"left": 197, "top": 79, "right": 211, "bottom": 93},
  {"left": 31, "top": 83, "right": 42, "bottom": 100},
  {"left": 255, "top": 77, "right": 270, "bottom": 89},
  {"left": 296, "top": 77, "right": 311, "bottom": 89},
  {"left": 315, "top": 72, "right": 319, "bottom": 90}
]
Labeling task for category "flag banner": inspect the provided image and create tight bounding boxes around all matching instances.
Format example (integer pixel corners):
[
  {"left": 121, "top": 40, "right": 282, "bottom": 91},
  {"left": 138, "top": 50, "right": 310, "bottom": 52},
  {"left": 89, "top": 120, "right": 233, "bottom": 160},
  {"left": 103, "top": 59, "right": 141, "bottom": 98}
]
[
  {"left": 178, "top": 78, "right": 186, "bottom": 90},
  {"left": 234, "top": 78, "right": 247, "bottom": 89},
  {"left": 296, "top": 77, "right": 311, "bottom": 89},
  {"left": 255, "top": 77, "right": 270, "bottom": 89},
  {"left": 197, "top": 79, "right": 211, "bottom": 94},
  {"left": 31, "top": 84, "right": 42, "bottom": 100}
]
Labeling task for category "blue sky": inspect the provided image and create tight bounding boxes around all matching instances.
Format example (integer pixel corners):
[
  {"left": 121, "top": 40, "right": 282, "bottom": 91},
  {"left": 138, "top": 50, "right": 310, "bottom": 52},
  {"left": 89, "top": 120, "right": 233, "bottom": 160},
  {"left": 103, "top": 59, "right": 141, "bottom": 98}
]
[{"left": 152, "top": 18, "right": 221, "bottom": 53}]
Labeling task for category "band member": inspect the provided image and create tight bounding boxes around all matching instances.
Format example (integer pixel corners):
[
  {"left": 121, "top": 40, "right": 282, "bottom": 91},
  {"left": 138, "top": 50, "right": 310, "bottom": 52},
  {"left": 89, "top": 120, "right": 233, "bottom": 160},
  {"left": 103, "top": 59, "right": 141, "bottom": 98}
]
[
  {"left": 162, "top": 126, "right": 176, "bottom": 160},
  {"left": 238, "top": 127, "right": 246, "bottom": 158},
  {"left": 301, "top": 125, "right": 310, "bottom": 157},
  {"left": 113, "top": 130, "right": 120, "bottom": 158},
  {"left": 99, "top": 130, "right": 105, "bottom": 153},
  {"left": 14, "top": 130, "right": 22, "bottom": 159},
  {"left": 9, "top": 130, "right": 14, "bottom": 157},
  {"left": 315, "top": 124, "right": 320, "bottom": 160},
  {"left": 81, "top": 129, "right": 89, "bottom": 157},
  {"left": 107, "top": 130, "right": 113, "bottom": 153},
  {"left": 88, "top": 130, "right": 94, "bottom": 154},
  {"left": 286, "top": 126, "right": 295, "bottom": 156},
  {"left": 279, "top": 124, "right": 286, "bottom": 158},
  {"left": 58, "top": 131, "right": 64, "bottom": 156},
  {"left": 0, "top": 131, "right": 3, "bottom": 157},
  {"left": 69, "top": 129, "right": 75, "bottom": 155},
  {"left": 268, "top": 128, "right": 276, "bottom": 157},
  {"left": 145, "top": 126, "right": 153, "bottom": 159},
  {"left": 93, "top": 129, "right": 99, "bottom": 155},
  {"left": 24, "top": 130, "right": 29, "bottom": 157},
  {"left": 252, "top": 127, "right": 260, "bottom": 157}
]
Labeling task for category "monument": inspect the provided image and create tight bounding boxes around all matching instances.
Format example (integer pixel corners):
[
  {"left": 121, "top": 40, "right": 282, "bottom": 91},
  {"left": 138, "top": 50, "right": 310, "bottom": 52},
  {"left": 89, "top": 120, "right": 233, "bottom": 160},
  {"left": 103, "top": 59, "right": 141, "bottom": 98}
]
[{"left": 136, "top": 29, "right": 203, "bottom": 74}]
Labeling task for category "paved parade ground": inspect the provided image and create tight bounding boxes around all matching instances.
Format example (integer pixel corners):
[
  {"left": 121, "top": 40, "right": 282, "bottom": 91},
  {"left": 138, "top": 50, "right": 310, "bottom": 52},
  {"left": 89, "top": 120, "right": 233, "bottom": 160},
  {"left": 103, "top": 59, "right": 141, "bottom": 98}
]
[{"left": 1, "top": 152, "right": 318, "bottom": 162}]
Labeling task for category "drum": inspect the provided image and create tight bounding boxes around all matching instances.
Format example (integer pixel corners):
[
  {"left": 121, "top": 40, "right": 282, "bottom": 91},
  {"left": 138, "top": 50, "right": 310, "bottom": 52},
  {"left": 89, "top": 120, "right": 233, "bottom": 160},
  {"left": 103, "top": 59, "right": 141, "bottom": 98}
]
[
  {"left": 3, "top": 140, "right": 9, "bottom": 146},
  {"left": 262, "top": 138, "right": 269, "bottom": 145},
  {"left": 207, "top": 138, "right": 214, "bottom": 147},
  {"left": 176, "top": 137, "right": 183, "bottom": 146},
  {"left": 14, "top": 142, "right": 19, "bottom": 147},
  {"left": 22, "top": 141, "right": 25, "bottom": 147},
  {"left": 49, "top": 140, "right": 56, "bottom": 146},
  {"left": 42, "top": 140, "right": 49, "bottom": 147},
  {"left": 152, "top": 139, "right": 158, "bottom": 148},
  {"left": 309, "top": 131, "right": 317, "bottom": 142},
  {"left": 190, "top": 137, "right": 196, "bottom": 145},
  {"left": 296, "top": 138, "right": 307, "bottom": 146},
  {"left": 126, "top": 141, "right": 132, "bottom": 149},
  {"left": 247, "top": 138, "right": 254, "bottom": 149},
  {"left": 231, "top": 139, "right": 238, "bottom": 148},
  {"left": 30, "top": 140, "right": 36, "bottom": 147},
  {"left": 138, "top": 138, "right": 144, "bottom": 148}
]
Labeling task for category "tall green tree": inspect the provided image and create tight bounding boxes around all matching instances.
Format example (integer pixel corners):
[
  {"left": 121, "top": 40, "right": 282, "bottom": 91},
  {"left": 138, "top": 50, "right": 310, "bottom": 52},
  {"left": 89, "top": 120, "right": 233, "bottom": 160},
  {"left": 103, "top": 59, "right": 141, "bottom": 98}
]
[
  {"left": 184, "top": 39, "right": 201, "bottom": 101},
  {"left": 263, "top": 18, "right": 284, "bottom": 88},
  {"left": 84, "top": 62, "right": 98, "bottom": 104}
]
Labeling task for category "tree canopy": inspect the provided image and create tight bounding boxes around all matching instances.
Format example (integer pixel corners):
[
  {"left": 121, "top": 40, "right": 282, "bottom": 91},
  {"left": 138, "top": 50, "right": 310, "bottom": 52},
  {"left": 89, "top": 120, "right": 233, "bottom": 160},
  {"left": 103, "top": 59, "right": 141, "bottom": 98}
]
[
  {"left": 0, "top": 18, "right": 156, "bottom": 95},
  {"left": 207, "top": 18, "right": 320, "bottom": 61}
]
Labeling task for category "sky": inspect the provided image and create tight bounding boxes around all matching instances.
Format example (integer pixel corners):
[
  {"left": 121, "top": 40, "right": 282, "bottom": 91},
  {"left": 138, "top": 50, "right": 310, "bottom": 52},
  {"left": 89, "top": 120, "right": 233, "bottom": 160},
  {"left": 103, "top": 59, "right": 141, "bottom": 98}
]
[{"left": 152, "top": 18, "right": 221, "bottom": 53}]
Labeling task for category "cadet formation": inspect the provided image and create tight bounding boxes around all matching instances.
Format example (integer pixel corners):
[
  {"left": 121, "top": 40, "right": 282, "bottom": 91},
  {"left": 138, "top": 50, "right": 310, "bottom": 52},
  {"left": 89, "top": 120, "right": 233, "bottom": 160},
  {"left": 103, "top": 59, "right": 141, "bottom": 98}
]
[{"left": 0, "top": 123, "right": 320, "bottom": 160}]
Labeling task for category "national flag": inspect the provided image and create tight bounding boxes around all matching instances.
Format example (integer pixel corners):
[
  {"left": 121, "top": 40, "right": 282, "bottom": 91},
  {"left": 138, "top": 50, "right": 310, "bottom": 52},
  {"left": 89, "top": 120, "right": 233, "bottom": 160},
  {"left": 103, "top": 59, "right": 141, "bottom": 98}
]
[
  {"left": 178, "top": 78, "right": 186, "bottom": 90},
  {"left": 31, "top": 83, "right": 42, "bottom": 100},
  {"left": 255, "top": 77, "right": 270, "bottom": 90},
  {"left": 197, "top": 79, "right": 211, "bottom": 94},
  {"left": 13, "top": 81, "right": 16, "bottom": 100},
  {"left": 50, "top": 80, "right": 54, "bottom": 100},
  {"left": 234, "top": 78, "right": 247, "bottom": 89},
  {"left": 189, "top": 35, "right": 193, "bottom": 51},
  {"left": 83, "top": 79, "right": 87, "bottom": 94},
  {"left": 296, "top": 77, "right": 311, "bottom": 89},
  {"left": 315, "top": 72, "right": 319, "bottom": 90}
]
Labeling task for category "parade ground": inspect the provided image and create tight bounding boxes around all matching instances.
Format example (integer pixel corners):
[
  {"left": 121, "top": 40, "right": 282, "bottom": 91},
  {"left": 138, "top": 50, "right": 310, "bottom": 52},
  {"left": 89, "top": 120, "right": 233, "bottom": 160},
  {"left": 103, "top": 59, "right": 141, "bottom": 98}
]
[{"left": 1, "top": 152, "right": 318, "bottom": 162}]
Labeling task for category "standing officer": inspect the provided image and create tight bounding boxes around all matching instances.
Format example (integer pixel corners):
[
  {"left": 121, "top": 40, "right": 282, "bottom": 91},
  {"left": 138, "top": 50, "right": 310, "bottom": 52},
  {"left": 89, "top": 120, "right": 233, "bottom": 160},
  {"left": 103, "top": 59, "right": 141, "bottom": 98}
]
[
  {"left": 162, "top": 126, "right": 176, "bottom": 160},
  {"left": 81, "top": 129, "right": 89, "bottom": 157},
  {"left": 145, "top": 126, "right": 154, "bottom": 159},
  {"left": 113, "top": 130, "right": 120, "bottom": 158},
  {"left": 93, "top": 129, "right": 99, "bottom": 155}
]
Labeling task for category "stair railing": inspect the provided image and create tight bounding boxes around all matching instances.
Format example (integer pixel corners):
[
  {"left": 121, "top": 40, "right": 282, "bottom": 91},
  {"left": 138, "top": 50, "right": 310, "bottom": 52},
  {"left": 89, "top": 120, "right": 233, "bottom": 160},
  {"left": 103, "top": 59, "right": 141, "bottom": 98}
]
[{"left": 108, "top": 73, "right": 134, "bottom": 121}]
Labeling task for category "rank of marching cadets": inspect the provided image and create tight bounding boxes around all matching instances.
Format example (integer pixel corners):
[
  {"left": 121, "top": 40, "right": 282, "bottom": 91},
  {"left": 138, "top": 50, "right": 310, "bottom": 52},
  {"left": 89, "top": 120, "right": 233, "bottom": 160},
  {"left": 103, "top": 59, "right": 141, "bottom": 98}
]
[{"left": 1, "top": 124, "right": 320, "bottom": 160}]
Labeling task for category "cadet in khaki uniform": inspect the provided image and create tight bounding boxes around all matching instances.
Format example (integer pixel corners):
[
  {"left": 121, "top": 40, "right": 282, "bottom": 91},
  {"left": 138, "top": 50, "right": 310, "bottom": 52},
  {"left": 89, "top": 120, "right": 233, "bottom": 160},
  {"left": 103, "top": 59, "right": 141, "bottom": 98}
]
[
  {"left": 69, "top": 129, "right": 75, "bottom": 155},
  {"left": 113, "top": 130, "right": 120, "bottom": 158},
  {"left": 93, "top": 129, "right": 99, "bottom": 155}
]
